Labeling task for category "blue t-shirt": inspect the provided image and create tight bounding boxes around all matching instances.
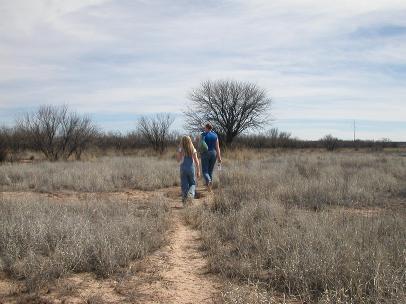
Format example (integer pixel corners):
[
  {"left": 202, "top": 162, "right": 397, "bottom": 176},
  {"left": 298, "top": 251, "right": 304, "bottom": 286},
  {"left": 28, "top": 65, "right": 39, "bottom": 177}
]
[{"left": 202, "top": 131, "right": 218, "bottom": 151}]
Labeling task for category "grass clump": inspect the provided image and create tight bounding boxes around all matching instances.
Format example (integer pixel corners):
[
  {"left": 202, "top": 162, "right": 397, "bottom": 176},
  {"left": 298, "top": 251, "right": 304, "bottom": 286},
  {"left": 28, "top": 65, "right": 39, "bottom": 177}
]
[
  {"left": 0, "top": 197, "right": 170, "bottom": 291},
  {"left": 186, "top": 193, "right": 405, "bottom": 303},
  {"left": 0, "top": 156, "right": 178, "bottom": 192},
  {"left": 218, "top": 153, "right": 406, "bottom": 209},
  {"left": 184, "top": 151, "right": 406, "bottom": 303}
]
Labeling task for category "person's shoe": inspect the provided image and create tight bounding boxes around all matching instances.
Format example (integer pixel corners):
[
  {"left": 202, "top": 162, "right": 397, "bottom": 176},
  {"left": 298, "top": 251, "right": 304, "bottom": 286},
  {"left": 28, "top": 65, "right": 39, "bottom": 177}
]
[{"left": 207, "top": 181, "right": 212, "bottom": 192}]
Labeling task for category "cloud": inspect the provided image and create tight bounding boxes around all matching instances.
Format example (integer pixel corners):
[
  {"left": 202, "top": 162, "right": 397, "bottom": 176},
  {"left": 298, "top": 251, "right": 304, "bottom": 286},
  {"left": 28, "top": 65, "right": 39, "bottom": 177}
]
[{"left": 0, "top": 0, "right": 405, "bottom": 139}]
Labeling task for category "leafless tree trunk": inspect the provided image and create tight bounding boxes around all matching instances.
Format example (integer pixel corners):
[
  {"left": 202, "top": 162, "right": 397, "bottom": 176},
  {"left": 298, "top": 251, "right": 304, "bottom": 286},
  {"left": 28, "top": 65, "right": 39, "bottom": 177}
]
[
  {"left": 17, "top": 105, "right": 97, "bottom": 161},
  {"left": 184, "top": 80, "right": 272, "bottom": 145},
  {"left": 0, "top": 126, "right": 9, "bottom": 162},
  {"left": 64, "top": 115, "right": 97, "bottom": 160},
  {"left": 137, "top": 114, "right": 174, "bottom": 153}
]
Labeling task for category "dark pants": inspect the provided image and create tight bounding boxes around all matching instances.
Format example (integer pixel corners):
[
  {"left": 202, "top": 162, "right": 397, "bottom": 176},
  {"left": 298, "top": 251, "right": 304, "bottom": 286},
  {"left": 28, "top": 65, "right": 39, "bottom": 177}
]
[{"left": 201, "top": 150, "right": 216, "bottom": 185}]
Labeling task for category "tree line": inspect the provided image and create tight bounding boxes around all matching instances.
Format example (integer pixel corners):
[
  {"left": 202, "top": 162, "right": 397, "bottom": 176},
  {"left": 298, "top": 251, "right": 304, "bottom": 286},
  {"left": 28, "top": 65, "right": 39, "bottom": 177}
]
[
  {"left": 0, "top": 105, "right": 179, "bottom": 162},
  {"left": 1, "top": 79, "right": 272, "bottom": 161},
  {"left": 0, "top": 109, "right": 398, "bottom": 163},
  {"left": 0, "top": 79, "right": 399, "bottom": 162}
]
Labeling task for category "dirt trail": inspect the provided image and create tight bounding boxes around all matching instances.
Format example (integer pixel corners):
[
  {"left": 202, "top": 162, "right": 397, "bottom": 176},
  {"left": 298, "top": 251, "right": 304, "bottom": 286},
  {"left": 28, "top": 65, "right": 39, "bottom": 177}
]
[
  {"left": 134, "top": 186, "right": 221, "bottom": 303},
  {"left": 0, "top": 187, "right": 221, "bottom": 303}
]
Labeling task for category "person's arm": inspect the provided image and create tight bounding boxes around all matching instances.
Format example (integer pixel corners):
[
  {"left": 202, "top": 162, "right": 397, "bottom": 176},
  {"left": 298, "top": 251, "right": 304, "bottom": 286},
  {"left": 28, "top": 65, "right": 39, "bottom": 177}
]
[
  {"left": 176, "top": 146, "right": 183, "bottom": 162},
  {"left": 192, "top": 151, "right": 201, "bottom": 178},
  {"left": 215, "top": 139, "right": 222, "bottom": 163}
]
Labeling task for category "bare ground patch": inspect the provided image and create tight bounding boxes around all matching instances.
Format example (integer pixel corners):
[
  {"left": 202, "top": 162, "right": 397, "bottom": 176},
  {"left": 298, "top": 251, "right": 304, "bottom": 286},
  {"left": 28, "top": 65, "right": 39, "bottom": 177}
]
[{"left": 131, "top": 185, "right": 221, "bottom": 303}]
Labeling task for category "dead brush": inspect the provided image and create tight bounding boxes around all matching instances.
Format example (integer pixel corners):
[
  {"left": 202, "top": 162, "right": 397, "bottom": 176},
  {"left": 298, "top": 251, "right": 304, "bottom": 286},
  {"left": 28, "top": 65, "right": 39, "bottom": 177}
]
[
  {"left": 218, "top": 152, "right": 405, "bottom": 209},
  {"left": 190, "top": 192, "right": 406, "bottom": 302},
  {"left": 0, "top": 156, "right": 179, "bottom": 192},
  {"left": 185, "top": 151, "right": 406, "bottom": 303},
  {"left": 0, "top": 197, "right": 170, "bottom": 291}
]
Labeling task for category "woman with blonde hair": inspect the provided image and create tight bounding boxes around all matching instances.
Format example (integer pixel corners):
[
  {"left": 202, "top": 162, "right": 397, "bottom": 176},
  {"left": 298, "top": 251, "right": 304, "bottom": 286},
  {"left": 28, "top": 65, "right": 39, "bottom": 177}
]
[{"left": 177, "top": 136, "right": 200, "bottom": 205}]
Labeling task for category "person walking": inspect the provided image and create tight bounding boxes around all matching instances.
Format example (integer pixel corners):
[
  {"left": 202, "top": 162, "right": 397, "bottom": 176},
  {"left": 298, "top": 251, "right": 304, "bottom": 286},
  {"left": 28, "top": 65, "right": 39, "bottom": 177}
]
[
  {"left": 199, "top": 123, "right": 222, "bottom": 192},
  {"left": 177, "top": 136, "right": 200, "bottom": 205}
]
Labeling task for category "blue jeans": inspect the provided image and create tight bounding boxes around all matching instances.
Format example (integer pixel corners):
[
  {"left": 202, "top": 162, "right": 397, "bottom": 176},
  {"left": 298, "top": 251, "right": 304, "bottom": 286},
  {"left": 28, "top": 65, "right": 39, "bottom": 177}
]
[
  {"left": 180, "top": 163, "right": 196, "bottom": 200},
  {"left": 201, "top": 150, "right": 217, "bottom": 185}
]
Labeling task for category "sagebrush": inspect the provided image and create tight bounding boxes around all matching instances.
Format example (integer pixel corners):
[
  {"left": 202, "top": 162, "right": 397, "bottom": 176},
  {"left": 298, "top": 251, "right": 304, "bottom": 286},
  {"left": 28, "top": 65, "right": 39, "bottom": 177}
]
[
  {"left": 184, "top": 152, "right": 406, "bottom": 303},
  {"left": 0, "top": 197, "right": 170, "bottom": 291},
  {"left": 0, "top": 156, "right": 178, "bottom": 192}
]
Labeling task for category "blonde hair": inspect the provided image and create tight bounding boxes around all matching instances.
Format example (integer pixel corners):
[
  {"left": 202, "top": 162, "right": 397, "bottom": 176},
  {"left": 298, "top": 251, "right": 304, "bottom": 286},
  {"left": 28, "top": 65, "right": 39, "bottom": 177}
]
[{"left": 180, "top": 136, "right": 195, "bottom": 157}]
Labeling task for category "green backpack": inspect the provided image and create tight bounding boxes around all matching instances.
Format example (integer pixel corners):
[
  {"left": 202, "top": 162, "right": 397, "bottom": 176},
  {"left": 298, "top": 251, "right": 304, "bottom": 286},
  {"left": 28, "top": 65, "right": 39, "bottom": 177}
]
[{"left": 198, "top": 133, "right": 209, "bottom": 153}]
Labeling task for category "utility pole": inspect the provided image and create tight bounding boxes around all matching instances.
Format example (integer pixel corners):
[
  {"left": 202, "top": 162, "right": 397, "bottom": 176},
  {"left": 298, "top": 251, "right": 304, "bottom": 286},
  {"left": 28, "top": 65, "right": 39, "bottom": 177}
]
[{"left": 353, "top": 120, "right": 356, "bottom": 142}]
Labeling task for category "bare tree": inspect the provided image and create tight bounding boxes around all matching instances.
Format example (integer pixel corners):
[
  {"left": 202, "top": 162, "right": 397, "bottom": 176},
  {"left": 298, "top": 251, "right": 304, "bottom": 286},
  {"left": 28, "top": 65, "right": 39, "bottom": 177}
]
[
  {"left": 137, "top": 114, "right": 175, "bottom": 153},
  {"left": 321, "top": 134, "right": 339, "bottom": 151},
  {"left": 66, "top": 115, "right": 97, "bottom": 160},
  {"left": 17, "top": 105, "right": 97, "bottom": 160},
  {"left": 184, "top": 80, "right": 272, "bottom": 144},
  {"left": 0, "top": 126, "right": 10, "bottom": 162}
]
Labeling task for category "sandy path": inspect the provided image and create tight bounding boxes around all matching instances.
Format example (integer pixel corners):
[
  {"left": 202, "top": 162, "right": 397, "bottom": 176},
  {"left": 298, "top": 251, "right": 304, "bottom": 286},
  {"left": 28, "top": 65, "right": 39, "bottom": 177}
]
[
  {"left": 0, "top": 187, "right": 221, "bottom": 303},
  {"left": 133, "top": 187, "right": 221, "bottom": 303},
  {"left": 156, "top": 211, "right": 220, "bottom": 303}
]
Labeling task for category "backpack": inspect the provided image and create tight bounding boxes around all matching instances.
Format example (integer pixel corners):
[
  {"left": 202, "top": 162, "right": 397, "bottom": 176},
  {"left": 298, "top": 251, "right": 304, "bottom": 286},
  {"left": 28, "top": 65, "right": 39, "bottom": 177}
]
[{"left": 198, "top": 133, "right": 209, "bottom": 153}]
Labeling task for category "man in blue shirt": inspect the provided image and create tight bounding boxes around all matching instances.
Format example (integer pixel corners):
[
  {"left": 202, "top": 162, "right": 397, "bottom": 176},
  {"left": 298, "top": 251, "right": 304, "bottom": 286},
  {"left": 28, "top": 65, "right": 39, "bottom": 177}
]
[{"left": 200, "top": 123, "right": 222, "bottom": 191}]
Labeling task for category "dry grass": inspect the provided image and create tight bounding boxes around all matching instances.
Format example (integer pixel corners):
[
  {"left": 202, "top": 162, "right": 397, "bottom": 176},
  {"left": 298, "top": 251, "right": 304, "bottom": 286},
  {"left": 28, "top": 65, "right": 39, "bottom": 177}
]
[
  {"left": 184, "top": 151, "right": 406, "bottom": 303},
  {"left": 219, "top": 281, "right": 285, "bottom": 304},
  {"left": 218, "top": 152, "right": 406, "bottom": 209},
  {"left": 1, "top": 151, "right": 405, "bottom": 302},
  {"left": 0, "top": 156, "right": 178, "bottom": 192},
  {"left": 0, "top": 197, "right": 170, "bottom": 291}
]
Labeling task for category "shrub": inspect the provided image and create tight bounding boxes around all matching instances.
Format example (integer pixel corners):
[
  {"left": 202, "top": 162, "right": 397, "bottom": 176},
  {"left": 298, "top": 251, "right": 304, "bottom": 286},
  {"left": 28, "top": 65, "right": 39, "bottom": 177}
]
[
  {"left": 0, "top": 197, "right": 170, "bottom": 291},
  {"left": 17, "top": 104, "right": 97, "bottom": 161},
  {"left": 0, "top": 156, "right": 179, "bottom": 192},
  {"left": 184, "top": 151, "right": 406, "bottom": 303},
  {"left": 0, "top": 146, "right": 7, "bottom": 162},
  {"left": 0, "top": 126, "right": 9, "bottom": 162},
  {"left": 137, "top": 114, "right": 175, "bottom": 153},
  {"left": 321, "top": 134, "right": 339, "bottom": 151},
  {"left": 185, "top": 191, "right": 405, "bottom": 303},
  {"left": 216, "top": 153, "right": 405, "bottom": 209}
]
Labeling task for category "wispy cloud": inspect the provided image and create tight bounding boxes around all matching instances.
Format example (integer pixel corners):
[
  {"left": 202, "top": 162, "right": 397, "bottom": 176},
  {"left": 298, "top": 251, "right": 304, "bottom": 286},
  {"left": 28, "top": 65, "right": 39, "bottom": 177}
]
[{"left": 0, "top": 0, "right": 405, "bottom": 139}]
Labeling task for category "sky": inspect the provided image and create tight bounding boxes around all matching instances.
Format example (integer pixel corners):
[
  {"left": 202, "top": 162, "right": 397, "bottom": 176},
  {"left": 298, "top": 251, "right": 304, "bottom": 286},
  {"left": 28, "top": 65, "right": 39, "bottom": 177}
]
[{"left": 0, "top": 0, "right": 405, "bottom": 140}]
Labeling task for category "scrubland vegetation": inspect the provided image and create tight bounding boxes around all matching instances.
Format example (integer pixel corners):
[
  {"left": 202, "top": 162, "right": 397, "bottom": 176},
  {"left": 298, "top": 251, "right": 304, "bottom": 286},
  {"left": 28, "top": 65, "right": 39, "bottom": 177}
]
[
  {"left": 0, "top": 149, "right": 405, "bottom": 303},
  {"left": 0, "top": 197, "right": 169, "bottom": 291},
  {"left": 0, "top": 156, "right": 178, "bottom": 192},
  {"left": 184, "top": 151, "right": 406, "bottom": 303}
]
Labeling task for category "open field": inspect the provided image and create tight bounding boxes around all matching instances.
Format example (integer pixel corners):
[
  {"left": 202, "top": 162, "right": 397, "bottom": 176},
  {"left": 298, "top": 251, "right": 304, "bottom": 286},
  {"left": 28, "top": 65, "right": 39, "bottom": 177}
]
[
  {"left": 0, "top": 150, "right": 405, "bottom": 303},
  {"left": 0, "top": 156, "right": 179, "bottom": 192},
  {"left": 185, "top": 151, "right": 406, "bottom": 303}
]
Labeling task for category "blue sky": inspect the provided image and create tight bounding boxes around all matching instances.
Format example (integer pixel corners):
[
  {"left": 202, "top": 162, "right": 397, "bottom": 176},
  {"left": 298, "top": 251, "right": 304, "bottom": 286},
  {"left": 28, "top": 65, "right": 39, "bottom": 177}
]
[{"left": 0, "top": 0, "right": 405, "bottom": 140}]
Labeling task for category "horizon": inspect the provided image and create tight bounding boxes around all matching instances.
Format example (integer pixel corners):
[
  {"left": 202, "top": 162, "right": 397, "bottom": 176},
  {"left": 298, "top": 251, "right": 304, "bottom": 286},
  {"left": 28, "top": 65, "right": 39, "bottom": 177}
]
[
  {"left": 1, "top": 0, "right": 405, "bottom": 140},
  {"left": 2, "top": 107, "right": 406, "bottom": 142}
]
